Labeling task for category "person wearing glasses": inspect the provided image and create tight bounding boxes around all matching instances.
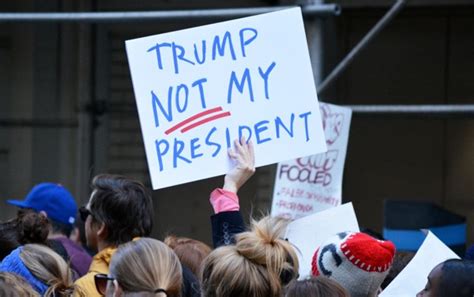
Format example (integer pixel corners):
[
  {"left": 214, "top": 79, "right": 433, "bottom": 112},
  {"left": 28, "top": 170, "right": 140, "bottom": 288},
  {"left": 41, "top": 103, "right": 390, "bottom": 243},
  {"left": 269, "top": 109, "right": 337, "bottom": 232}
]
[
  {"left": 94, "top": 238, "right": 182, "bottom": 297},
  {"left": 74, "top": 175, "right": 155, "bottom": 297}
]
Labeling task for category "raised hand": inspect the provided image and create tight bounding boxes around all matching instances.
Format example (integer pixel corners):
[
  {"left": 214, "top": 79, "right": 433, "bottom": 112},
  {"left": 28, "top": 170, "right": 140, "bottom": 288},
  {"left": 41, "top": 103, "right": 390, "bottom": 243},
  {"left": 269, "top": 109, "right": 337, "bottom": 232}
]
[{"left": 223, "top": 138, "right": 256, "bottom": 193}]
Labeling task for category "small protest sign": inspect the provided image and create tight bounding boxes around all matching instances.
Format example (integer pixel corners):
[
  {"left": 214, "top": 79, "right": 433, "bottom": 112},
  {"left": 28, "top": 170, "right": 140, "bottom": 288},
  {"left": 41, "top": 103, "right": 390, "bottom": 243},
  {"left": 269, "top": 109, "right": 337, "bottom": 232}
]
[
  {"left": 380, "top": 231, "right": 459, "bottom": 297},
  {"left": 126, "top": 8, "right": 326, "bottom": 189},
  {"left": 272, "top": 103, "right": 352, "bottom": 219},
  {"left": 285, "top": 202, "right": 359, "bottom": 278}
]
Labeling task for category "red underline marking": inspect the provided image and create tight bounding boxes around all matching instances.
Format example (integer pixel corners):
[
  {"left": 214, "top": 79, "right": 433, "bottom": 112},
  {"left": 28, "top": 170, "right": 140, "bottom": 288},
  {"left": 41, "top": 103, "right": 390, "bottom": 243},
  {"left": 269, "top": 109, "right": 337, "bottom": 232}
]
[
  {"left": 181, "top": 112, "right": 232, "bottom": 133},
  {"left": 165, "top": 107, "right": 223, "bottom": 135}
]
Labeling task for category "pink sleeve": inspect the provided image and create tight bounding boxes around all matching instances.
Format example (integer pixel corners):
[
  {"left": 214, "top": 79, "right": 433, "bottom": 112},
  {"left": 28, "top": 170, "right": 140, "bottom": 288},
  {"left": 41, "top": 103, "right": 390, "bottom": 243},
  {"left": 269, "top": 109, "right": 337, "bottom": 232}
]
[{"left": 210, "top": 188, "right": 240, "bottom": 214}]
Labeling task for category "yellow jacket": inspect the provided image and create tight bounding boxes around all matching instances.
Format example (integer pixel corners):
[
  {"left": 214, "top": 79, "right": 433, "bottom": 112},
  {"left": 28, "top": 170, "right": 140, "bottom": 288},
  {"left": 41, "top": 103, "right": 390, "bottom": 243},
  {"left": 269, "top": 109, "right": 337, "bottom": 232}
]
[{"left": 74, "top": 246, "right": 117, "bottom": 297}]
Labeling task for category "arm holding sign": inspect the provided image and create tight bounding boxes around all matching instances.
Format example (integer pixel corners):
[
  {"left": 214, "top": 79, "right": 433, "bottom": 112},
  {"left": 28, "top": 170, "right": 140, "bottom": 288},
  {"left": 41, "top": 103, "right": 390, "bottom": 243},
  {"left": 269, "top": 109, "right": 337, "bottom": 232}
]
[{"left": 210, "top": 139, "right": 255, "bottom": 248}]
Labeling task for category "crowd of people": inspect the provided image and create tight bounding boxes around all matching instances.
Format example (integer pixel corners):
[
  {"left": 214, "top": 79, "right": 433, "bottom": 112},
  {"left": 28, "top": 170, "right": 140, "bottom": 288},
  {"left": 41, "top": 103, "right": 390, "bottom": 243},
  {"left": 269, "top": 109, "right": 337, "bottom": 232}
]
[{"left": 0, "top": 138, "right": 473, "bottom": 297}]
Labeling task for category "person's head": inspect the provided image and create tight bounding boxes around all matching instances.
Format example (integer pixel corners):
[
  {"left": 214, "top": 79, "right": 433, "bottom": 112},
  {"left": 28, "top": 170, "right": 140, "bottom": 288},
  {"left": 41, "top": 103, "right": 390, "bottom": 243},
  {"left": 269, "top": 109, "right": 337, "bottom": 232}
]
[
  {"left": 311, "top": 232, "right": 396, "bottom": 297},
  {"left": 381, "top": 251, "right": 415, "bottom": 289},
  {"left": 0, "top": 209, "right": 50, "bottom": 261},
  {"left": 0, "top": 272, "right": 40, "bottom": 297},
  {"left": 97, "top": 238, "right": 182, "bottom": 297},
  {"left": 0, "top": 220, "right": 20, "bottom": 261},
  {"left": 82, "top": 174, "right": 154, "bottom": 251},
  {"left": 7, "top": 183, "right": 77, "bottom": 237},
  {"left": 0, "top": 244, "right": 74, "bottom": 296},
  {"left": 15, "top": 209, "right": 51, "bottom": 244},
  {"left": 284, "top": 276, "right": 349, "bottom": 297},
  {"left": 164, "top": 235, "right": 212, "bottom": 277},
  {"left": 201, "top": 216, "right": 299, "bottom": 297},
  {"left": 70, "top": 213, "right": 89, "bottom": 248},
  {"left": 417, "top": 259, "right": 474, "bottom": 297}
]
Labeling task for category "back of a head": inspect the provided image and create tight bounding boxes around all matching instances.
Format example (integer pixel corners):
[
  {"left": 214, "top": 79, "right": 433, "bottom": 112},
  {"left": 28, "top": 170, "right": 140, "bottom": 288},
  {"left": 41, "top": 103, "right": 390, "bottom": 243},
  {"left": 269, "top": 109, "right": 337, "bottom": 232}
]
[
  {"left": 439, "top": 259, "right": 474, "bottom": 297},
  {"left": 16, "top": 209, "right": 50, "bottom": 244},
  {"left": 284, "top": 276, "right": 350, "bottom": 297},
  {"left": 7, "top": 183, "right": 77, "bottom": 236},
  {"left": 0, "top": 210, "right": 50, "bottom": 261},
  {"left": 381, "top": 251, "right": 415, "bottom": 289},
  {"left": 165, "top": 235, "right": 212, "bottom": 277},
  {"left": 0, "top": 220, "right": 20, "bottom": 261},
  {"left": 90, "top": 174, "right": 154, "bottom": 245},
  {"left": 201, "top": 216, "right": 299, "bottom": 297},
  {"left": 0, "top": 272, "right": 40, "bottom": 297},
  {"left": 15, "top": 210, "right": 71, "bottom": 262},
  {"left": 312, "top": 232, "right": 396, "bottom": 297},
  {"left": 110, "top": 238, "right": 183, "bottom": 297},
  {"left": 20, "top": 244, "right": 74, "bottom": 297}
]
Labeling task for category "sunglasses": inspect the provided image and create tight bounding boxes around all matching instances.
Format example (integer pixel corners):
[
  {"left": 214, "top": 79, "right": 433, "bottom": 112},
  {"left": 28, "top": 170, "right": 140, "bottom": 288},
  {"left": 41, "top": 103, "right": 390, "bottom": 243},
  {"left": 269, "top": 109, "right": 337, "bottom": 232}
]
[
  {"left": 94, "top": 273, "right": 114, "bottom": 296},
  {"left": 79, "top": 206, "right": 92, "bottom": 222}
]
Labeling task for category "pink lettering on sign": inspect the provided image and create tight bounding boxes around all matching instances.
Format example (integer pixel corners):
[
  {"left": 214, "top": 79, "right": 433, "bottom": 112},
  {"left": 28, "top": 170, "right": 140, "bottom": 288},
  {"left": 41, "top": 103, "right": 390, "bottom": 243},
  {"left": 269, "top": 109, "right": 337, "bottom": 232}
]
[
  {"left": 276, "top": 200, "right": 314, "bottom": 213},
  {"left": 320, "top": 103, "right": 345, "bottom": 145},
  {"left": 271, "top": 103, "right": 353, "bottom": 220},
  {"left": 275, "top": 186, "right": 339, "bottom": 207}
]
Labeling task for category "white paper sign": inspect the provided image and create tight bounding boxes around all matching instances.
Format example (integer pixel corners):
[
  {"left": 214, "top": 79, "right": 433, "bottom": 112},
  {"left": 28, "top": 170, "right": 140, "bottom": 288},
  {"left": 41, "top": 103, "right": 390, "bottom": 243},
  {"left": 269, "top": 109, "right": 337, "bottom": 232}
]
[
  {"left": 380, "top": 231, "right": 459, "bottom": 297},
  {"left": 126, "top": 8, "right": 326, "bottom": 189},
  {"left": 285, "top": 202, "right": 359, "bottom": 278},
  {"left": 272, "top": 103, "right": 352, "bottom": 219}
]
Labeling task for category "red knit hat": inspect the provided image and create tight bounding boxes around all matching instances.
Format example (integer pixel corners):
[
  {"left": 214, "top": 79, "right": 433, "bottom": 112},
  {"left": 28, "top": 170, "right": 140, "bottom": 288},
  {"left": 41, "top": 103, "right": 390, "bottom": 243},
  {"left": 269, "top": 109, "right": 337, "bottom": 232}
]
[{"left": 311, "top": 232, "right": 396, "bottom": 297}]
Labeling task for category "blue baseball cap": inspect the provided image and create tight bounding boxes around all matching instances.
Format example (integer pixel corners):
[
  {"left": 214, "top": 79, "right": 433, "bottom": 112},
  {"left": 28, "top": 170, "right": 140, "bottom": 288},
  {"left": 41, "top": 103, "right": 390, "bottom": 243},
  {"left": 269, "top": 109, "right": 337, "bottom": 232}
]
[{"left": 7, "top": 183, "right": 77, "bottom": 226}]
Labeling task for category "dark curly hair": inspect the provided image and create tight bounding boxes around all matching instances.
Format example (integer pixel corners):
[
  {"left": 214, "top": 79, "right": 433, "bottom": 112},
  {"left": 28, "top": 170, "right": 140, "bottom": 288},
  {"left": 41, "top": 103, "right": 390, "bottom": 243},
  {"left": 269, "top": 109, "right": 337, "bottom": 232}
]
[
  {"left": 0, "top": 209, "right": 50, "bottom": 261},
  {"left": 89, "top": 174, "right": 154, "bottom": 245},
  {"left": 438, "top": 259, "right": 474, "bottom": 297}
]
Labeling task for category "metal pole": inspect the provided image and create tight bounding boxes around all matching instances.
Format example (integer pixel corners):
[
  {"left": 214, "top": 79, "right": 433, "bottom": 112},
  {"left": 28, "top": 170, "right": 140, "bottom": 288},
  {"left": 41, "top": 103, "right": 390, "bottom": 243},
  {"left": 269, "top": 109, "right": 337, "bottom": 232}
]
[
  {"left": 305, "top": 0, "right": 325, "bottom": 85},
  {"left": 0, "top": 119, "right": 78, "bottom": 128},
  {"left": 75, "top": 0, "right": 94, "bottom": 205},
  {"left": 0, "top": 5, "right": 340, "bottom": 23},
  {"left": 1, "top": 105, "right": 473, "bottom": 127},
  {"left": 344, "top": 104, "right": 474, "bottom": 118},
  {"left": 317, "top": 0, "right": 407, "bottom": 94}
]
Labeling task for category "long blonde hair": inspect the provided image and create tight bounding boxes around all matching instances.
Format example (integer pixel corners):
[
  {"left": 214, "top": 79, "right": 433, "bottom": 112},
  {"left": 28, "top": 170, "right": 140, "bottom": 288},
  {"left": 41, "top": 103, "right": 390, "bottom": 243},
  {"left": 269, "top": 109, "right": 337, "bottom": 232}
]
[
  {"left": 20, "top": 244, "right": 74, "bottom": 297},
  {"left": 201, "top": 216, "right": 299, "bottom": 297},
  {"left": 0, "top": 272, "right": 40, "bottom": 297},
  {"left": 110, "top": 238, "right": 183, "bottom": 297}
]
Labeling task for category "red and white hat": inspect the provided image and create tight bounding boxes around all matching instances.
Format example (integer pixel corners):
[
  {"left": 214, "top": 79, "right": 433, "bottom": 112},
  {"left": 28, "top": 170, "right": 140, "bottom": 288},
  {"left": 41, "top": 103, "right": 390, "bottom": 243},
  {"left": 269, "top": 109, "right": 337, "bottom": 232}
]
[{"left": 311, "top": 232, "right": 396, "bottom": 297}]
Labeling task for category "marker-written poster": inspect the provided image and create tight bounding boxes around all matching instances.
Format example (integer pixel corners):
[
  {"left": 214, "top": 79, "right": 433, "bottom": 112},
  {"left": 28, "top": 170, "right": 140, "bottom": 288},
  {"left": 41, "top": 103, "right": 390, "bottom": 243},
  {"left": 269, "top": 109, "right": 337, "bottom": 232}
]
[
  {"left": 126, "top": 8, "right": 326, "bottom": 189},
  {"left": 272, "top": 103, "right": 352, "bottom": 219}
]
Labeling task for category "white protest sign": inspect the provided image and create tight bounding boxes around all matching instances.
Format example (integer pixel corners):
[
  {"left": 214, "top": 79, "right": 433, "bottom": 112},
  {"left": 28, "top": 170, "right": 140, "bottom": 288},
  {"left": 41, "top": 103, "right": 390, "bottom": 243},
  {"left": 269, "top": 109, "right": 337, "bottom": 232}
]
[
  {"left": 285, "top": 202, "right": 359, "bottom": 278},
  {"left": 380, "top": 231, "right": 459, "bottom": 297},
  {"left": 272, "top": 103, "right": 352, "bottom": 219},
  {"left": 126, "top": 8, "right": 326, "bottom": 189}
]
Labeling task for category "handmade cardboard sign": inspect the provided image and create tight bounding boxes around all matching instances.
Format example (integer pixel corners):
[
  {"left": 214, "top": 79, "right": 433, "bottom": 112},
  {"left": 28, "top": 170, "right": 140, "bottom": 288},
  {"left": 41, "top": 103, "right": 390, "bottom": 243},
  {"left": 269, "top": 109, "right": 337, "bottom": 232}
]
[
  {"left": 126, "top": 8, "right": 326, "bottom": 189},
  {"left": 272, "top": 103, "right": 352, "bottom": 219},
  {"left": 380, "top": 231, "right": 459, "bottom": 297},
  {"left": 285, "top": 202, "right": 359, "bottom": 278}
]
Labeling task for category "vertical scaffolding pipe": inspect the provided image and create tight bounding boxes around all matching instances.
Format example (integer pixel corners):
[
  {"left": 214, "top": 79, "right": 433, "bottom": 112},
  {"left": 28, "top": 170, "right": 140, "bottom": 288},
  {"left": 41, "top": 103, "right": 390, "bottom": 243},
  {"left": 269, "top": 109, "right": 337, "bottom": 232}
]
[
  {"left": 305, "top": 0, "right": 325, "bottom": 86},
  {"left": 75, "top": 0, "right": 94, "bottom": 205}
]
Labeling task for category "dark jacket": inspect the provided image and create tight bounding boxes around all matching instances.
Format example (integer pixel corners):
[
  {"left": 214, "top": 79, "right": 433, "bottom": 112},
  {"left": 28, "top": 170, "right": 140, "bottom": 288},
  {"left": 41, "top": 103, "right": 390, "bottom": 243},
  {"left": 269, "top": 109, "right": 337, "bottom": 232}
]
[
  {"left": 182, "top": 264, "right": 201, "bottom": 297},
  {"left": 210, "top": 211, "right": 245, "bottom": 248}
]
